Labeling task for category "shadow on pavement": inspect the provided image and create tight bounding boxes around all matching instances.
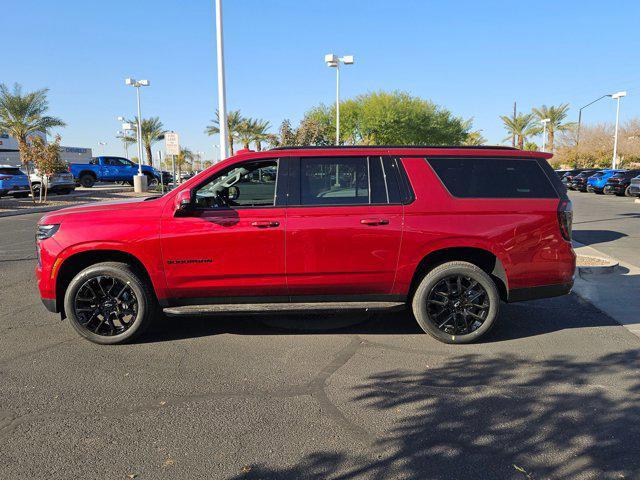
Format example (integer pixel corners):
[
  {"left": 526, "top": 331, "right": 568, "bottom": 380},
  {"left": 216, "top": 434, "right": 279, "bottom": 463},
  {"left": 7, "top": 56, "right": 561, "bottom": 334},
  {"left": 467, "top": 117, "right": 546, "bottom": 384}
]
[
  {"left": 572, "top": 229, "right": 627, "bottom": 247},
  {"left": 142, "top": 294, "right": 620, "bottom": 344},
  {"left": 225, "top": 350, "right": 640, "bottom": 479}
]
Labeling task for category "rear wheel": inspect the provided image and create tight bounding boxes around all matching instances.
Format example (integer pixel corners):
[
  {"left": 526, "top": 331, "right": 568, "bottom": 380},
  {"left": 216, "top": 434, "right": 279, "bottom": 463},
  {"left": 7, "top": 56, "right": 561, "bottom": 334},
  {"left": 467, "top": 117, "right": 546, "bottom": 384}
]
[
  {"left": 625, "top": 186, "right": 632, "bottom": 197},
  {"left": 79, "top": 174, "right": 95, "bottom": 188},
  {"left": 412, "top": 261, "right": 500, "bottom": 344},
  {"left": 64, "top": 262, "right": 157, "bottom": 344},
  {"left": 146, "top": 174, "right": 158, "bottom": 188}
]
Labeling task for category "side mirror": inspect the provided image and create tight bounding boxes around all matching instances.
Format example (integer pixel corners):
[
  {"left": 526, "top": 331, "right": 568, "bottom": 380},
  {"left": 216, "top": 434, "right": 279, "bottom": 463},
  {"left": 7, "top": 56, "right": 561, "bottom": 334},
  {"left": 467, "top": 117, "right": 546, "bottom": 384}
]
[{"left": 174, "top": 189, "right": 193, "bottom": 216}]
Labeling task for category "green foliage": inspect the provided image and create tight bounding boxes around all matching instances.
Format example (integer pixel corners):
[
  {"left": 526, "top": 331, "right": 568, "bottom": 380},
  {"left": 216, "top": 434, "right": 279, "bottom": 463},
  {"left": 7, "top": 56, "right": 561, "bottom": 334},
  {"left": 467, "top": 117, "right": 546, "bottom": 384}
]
[
  {"left": 22, "top": 135, "right": 67, "bottom": 202},
  {"left": 291, "top": 91, "right": 471, "bottom": 146},
  {"left": 205, "top": 110, "right": 245, "bottom": 155},
  {"left": 524, "top": 141, "right": 539, "bottom": 151},
  {"left": 531, "top": 104, "right": 575, "bottom": 151},
  {"left": 278, "top": 119, "right": 296, "bottom": 146},
  {"left": 500, "top": 113, "right": 537, "bottom": 149},
  {"left": 126, "top": 117, "right": 166, "bottom": 165}
]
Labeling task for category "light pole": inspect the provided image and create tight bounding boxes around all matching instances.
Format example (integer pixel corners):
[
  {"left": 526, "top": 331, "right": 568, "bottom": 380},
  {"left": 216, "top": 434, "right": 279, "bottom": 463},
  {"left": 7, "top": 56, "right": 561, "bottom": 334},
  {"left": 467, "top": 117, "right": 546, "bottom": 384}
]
[
  {"left": 116, "top": 130, "right": 130, "bottom": 157},
  {"left": 97, "top": 141, "right": 107, "bottom": 156},
  {"left": 325, "top": 54, "right": 354, "bottom": 145},
  {"left": 577, "top": 94, "right": 612, "bottom": 147},
  {"left": 540, "top": 118, "right": 550, "bottom": 152},
  {"left": 611, "top": 91, "right": 627, "bottom": 169},
  {"left": 125, "top": 78, "right": 150, "bottom": 192},
  {"left": 214, "top": 0, "right": 229, "bottom": 161}
]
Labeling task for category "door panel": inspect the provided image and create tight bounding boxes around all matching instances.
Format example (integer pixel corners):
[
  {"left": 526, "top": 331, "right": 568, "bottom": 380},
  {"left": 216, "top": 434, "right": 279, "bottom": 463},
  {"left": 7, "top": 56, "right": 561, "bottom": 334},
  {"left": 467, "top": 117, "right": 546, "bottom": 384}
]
[
  {"left": 285, "top": 205, "right": 403, "bottom": 296},
  {"left": 161, "top": 208, "right": 286, "bottom": 300}
]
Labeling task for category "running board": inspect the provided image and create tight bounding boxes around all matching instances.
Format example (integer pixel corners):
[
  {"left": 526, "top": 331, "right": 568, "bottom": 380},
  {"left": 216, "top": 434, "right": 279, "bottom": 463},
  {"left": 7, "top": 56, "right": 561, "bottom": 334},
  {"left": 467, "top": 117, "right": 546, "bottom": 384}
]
[{"left": 163, "top": 301, "right": 405, "bottom": 316}]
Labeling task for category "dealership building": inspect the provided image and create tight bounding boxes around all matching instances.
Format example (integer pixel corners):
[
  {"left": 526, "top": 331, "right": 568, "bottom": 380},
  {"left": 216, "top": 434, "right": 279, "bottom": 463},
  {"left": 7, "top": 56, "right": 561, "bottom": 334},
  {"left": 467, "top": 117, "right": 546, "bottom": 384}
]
[{"left": 0, "top": 133, "right": 92, "bottom": 166}]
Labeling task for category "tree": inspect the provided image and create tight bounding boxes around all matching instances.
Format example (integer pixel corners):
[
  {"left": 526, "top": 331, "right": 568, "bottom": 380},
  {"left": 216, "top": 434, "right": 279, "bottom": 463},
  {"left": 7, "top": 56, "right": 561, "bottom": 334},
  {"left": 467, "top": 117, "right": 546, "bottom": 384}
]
[
  {"left": 278, "top": 119, "right": 296, "bottom": 146},
  {"left": 0, "top": 83, "right": 65, "bottom": 200},
  {"left": 205, "top": 110, "right": 244, "bottom": 155},
  {"left": 524, "top": 141, "right": 539, "bottom": 151},
  {"left": 532, "top": 104, "right": 575, "bottom": 152},
  {"left": 236, "top": 118, "right": 257, "bottom": 150},
  {"left": 22, "top": 135, "right": 67, "bottom": 202},
  {"left": 295, "top": 91, "right": 471, "bottom": 146},
  {"left": 500, "top": 113, "right": 537, "bottom": 149},
  {"left": 461, "top": 120, "right": 486, "bottom": 146},
  {"left": 174, "top": 147, "right": 194, "bottom": 182},
  {"left": 250, "top": 119, "right": 272, "bottom": 151},
  {"left": 126, "top": 117, "right": 166, "bottom": 165}
]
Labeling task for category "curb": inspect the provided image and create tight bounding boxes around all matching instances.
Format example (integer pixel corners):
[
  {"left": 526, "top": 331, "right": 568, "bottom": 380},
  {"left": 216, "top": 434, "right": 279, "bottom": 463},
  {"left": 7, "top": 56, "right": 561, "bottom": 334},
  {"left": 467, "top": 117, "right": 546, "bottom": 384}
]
[
  {"left": 572, "top": 241, "right": 619, "bottom": 275},
  {"left": 635, "top": 198, "right": 640, "bottom": 204},
  {"left": 0, "top": 204, "right": 74, "bottom": 218}
]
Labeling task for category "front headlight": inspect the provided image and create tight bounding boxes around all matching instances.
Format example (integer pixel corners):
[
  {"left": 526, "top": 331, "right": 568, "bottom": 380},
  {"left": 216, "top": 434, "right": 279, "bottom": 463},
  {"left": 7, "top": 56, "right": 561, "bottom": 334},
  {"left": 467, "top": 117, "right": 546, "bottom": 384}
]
[{"left": 36, "top": 224, "right": 60, "bottom": 240}]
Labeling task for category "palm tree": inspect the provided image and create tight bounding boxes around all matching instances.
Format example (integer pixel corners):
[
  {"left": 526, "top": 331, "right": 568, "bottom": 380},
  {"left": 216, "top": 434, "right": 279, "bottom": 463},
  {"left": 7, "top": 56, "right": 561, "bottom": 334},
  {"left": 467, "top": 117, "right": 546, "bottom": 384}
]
[
  {"left": 532, "top": 104, "right": 575, "bottom": 152},
  {"left": 500, "top": 113, "right": 537, "bottom": 149},
  {"left": 250, "top": 119, "right": 272, "bottom": 151},
  {"left": 175, "top": 147, "right": 194, "bottom": 182},
  {"left": 205, "top": 110, "right": 244, "bottom": 155},
  {"left": 236, "top": 118, "right": 257, "bottom": 150},
  {"left": 127, "top": 117, "right": 166, "bottom": 165},
  {"left": 0, "top": 83, "right": 65, "bottom": 200},
  {"left": 462, "top": 130, "right": 487, "bottom": 146}
]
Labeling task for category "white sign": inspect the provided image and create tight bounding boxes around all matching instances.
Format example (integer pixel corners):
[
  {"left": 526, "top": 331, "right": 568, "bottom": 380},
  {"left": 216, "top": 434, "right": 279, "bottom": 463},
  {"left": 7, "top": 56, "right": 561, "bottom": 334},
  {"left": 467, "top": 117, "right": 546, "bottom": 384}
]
[{"left": 164, "top": 132, "right": 180, "bottom": 156}]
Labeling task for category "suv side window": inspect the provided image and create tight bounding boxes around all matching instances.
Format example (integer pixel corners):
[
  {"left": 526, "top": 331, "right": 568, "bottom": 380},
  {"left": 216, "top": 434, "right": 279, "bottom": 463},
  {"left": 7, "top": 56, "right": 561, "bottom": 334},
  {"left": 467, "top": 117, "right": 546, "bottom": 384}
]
[
  {"left": 300, "top": 157, "right": 369, "bottom": 205},
  {"left": 428, "top": 158, "right": 558, "bottom": 199},
  {"left": 194, "top": 159, "right": 278, "bottom": 209}
]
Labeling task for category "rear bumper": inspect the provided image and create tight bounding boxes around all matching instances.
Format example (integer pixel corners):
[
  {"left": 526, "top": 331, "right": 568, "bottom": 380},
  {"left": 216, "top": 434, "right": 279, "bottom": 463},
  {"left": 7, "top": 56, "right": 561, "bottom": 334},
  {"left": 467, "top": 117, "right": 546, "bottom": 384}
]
[
  {"left": 507, "top": 282, "right": 573, "bottom": 302},
  {"left": 604, "top": 184, "right": 625, "bottom": 194},
  {"left": 629, "top": 185, "right": 640, "bottom": 196}
]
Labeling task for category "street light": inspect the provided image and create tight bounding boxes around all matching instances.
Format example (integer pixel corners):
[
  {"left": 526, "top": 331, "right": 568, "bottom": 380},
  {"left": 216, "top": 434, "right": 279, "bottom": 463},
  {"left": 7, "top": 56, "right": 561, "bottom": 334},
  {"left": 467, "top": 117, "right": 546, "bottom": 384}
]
[
  {"left": 125, "top": 77, "right": 150, "bottom": 192},
  {"left": 116, "top": 131, "right": 129, "bottom": 157},
  {"left": 325, "top": 53, "right": 354, "bottom": 145},
  {"left": 97, "top": 141, "right": 107, "bottom": 156},
  {"left": 577, "top": 94, "right": 613, "bottom": 146},
  {"left": 540, "top": 118, "right": 550, "bottom": 152},
  {"left": 214, "top": 0, "right": 229, "bottom": 161},
  {"left": 611, "top": 91, "right": 627, "bottom": 169}
]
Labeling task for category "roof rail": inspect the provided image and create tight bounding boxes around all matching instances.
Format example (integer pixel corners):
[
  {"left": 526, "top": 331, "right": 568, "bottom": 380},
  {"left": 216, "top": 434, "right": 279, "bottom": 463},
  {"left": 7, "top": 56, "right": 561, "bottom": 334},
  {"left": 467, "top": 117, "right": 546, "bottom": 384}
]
[{"left": 269, "top": 145, "right": 520, "bottom": 151}]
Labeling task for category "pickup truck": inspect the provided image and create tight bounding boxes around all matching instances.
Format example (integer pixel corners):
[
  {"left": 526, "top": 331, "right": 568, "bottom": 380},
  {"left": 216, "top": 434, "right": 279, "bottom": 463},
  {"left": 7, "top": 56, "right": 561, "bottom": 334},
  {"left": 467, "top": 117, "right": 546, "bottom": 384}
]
[{"left": 69, "top": 156, "right": 161, "bottom": 188}]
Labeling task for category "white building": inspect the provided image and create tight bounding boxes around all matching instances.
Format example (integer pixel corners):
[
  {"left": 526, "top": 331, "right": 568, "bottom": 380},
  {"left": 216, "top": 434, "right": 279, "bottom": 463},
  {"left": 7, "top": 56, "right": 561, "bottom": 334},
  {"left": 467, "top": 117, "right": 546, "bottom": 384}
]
[{"left": 0, "top": 133, "right": 92, "bottom": 166}]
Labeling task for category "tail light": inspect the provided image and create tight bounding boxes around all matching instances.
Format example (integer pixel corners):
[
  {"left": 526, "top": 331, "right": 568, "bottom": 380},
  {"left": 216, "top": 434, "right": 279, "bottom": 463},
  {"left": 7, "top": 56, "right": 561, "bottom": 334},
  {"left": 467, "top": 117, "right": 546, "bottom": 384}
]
[{"left": 557, "top": 200, "right": 573, "bottom": 242}]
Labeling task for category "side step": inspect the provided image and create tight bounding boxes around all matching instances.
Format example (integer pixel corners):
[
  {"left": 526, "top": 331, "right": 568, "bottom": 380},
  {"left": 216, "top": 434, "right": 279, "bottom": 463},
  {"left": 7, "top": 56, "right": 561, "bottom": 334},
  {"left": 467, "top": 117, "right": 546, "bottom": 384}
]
[{"left": 164, "top": 302, "right": 405, "bottom": 316}]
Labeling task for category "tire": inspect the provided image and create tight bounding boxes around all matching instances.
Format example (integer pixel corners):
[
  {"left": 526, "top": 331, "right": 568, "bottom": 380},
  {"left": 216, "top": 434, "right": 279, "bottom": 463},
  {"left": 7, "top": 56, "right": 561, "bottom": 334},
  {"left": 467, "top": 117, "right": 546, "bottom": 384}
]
[
  {"left": 411, "top": 261, "right": 500, "bottom": 344},
  {"left": 57, "top": 189, "right": 73, "bottom": 195},
  {"left": 31, "top": 183, "right": 41, "bottom": 196},
  {"left": 11, "top": 192, "right": 30, "bottom": 198},
  {"left": 146, "top": 174, "right": 158, "bottom": 188},
  {"left": 625, "top": 186, "right": 632, "bottom": 197},
  {"left": 63, "top": 262, "right": 157, "bottom": 345},
  {"left": 79, "top": 174, "right": 95, "bottom": 188}
]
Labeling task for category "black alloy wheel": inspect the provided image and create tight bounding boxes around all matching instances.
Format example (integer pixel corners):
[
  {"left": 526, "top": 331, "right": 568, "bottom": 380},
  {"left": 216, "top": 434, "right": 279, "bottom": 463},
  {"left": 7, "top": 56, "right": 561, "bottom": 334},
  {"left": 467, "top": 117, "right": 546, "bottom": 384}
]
[
  {"left": 74, "top": 275, "right": 138, "bottom": 336},
  {"left": 426, "top": 275, "right": 489, "bottom": 336}
]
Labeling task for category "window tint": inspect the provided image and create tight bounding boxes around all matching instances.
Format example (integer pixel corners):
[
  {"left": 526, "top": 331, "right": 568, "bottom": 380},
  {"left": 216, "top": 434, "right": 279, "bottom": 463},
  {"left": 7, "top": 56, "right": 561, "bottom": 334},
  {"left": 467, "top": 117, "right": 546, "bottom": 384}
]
[
  {"left": 300, "top": 157, "right": 369, "bottom": 205},
  {"left": 428, "top": 158, "right": 557, "bottom": 199},
  {"left": 0, "top": 167, "right": 23, "bottom": 175},
  {"left": 369, "top": 157, "right": 387, "bottom": 203},
  {"left": 89, "top": 158, "right": 99, "bottom": 165},
  {"left": 382, "top": 157, "right": 402, "bottom": 203},
  {"left": 194, "top": 160, "right": 278, "bottom": 209}
]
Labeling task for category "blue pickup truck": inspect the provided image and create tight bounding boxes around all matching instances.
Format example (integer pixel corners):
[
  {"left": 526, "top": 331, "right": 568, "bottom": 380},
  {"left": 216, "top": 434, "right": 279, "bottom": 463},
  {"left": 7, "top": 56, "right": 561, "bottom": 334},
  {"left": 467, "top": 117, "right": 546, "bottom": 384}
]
[{"left": 70, "top": 156, "right": 162, "bottom": 188}]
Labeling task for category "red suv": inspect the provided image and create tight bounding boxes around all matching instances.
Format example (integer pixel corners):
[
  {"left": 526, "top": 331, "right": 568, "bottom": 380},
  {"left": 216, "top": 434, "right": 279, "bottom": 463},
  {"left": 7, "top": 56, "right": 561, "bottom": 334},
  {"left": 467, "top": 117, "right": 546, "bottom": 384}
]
[{"left": 36, "top": 146, "right": 575, "bottom": 345}]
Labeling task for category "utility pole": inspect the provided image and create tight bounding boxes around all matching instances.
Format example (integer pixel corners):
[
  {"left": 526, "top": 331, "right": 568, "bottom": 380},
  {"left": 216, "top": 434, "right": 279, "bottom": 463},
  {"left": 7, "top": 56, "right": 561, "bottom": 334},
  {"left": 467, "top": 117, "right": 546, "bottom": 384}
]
[
  {"left": 214, "top": 0, "right": 229, "bottom": 160},
  {"left": 512, "top": 101, "right": 516, "bottom": 147}
]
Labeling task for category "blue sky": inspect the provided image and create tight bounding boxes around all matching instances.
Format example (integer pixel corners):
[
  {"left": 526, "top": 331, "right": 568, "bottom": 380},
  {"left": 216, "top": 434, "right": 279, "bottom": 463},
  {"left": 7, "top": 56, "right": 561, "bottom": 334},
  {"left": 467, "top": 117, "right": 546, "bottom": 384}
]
[{"left": 6, "top": 0, "right": 640, "bottom": 160}]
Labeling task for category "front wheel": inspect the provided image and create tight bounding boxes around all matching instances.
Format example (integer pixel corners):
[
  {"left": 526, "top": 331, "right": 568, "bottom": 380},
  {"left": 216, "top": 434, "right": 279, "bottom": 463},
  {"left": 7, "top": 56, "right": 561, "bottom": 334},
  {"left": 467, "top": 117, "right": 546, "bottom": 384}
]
[
  {"left": 63, "top": 262, "right": 157, "bottom": 344},
  {"left": 79, "top": 174, "right": 95, "bottom": 188},
  {"left": 412, "top": 261, "right": 500, "bottom": 344}
]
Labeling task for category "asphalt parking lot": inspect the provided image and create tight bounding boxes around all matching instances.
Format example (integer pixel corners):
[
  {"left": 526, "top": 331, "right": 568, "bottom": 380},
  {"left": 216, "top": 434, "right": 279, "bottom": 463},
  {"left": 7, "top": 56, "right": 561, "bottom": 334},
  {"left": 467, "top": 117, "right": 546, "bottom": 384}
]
[{"left": 1, "top": 196, "right": 639, "bottom": 479}]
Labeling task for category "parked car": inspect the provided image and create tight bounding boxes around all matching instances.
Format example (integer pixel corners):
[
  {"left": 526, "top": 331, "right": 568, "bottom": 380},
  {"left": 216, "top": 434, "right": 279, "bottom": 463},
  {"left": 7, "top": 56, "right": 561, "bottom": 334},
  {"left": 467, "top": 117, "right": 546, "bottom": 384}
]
[
  {"left": 0, "top": 165, "right": 30, "bottom": 198},
  {"left": 603, "top": 169, "right": 640, "bottom": 196},
  {"left": 69, "top": 156, "right": 161, "bottom": 188},
  {"left": 30, "top": 168, "right": 76, "bottom": 196},
  {"left": 629, "top": 174, "right": 640, "bottom": 197},
  {"left": 569, "top": 169, "right": 600, "bottom": 192},
  {"left": 555, "top": 169, "right": 570, "bottom": 178},
  {"left": 36, "top": 146, "right": 575, "bottom": 345},
  {"left": 587, "top": 169, "right": 626, "bottom": 194},
  {"left": 562, "top": 169, "right": 590, "bottom": 189}
]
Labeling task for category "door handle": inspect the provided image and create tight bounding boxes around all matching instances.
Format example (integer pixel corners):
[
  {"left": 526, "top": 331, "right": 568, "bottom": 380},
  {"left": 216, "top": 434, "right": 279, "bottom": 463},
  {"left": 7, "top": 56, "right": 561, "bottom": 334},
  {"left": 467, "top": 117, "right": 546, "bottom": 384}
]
[
  {"left": 251, "top": 220, "right": 280, "bottom": 228},
  {"left": 360, "top": 218, "right": 389, "bottom": 226}
]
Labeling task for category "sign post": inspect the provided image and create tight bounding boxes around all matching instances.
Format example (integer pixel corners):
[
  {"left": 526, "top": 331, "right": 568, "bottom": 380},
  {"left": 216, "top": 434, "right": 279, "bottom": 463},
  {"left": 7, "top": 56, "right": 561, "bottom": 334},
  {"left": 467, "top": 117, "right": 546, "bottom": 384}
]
[{"left": 164, "top": 132, "right": 180, "bottom": 189}]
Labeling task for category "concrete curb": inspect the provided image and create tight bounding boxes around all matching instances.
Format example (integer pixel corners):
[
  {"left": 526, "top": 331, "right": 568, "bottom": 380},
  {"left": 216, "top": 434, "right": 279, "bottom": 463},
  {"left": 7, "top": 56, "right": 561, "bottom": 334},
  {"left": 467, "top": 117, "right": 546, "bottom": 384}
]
[
  {"left": 635, "top": 198, "right": 640, "bottom": 204},
  {"left": 572, "top": 241, "right": 619, "bottom": 275}
]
